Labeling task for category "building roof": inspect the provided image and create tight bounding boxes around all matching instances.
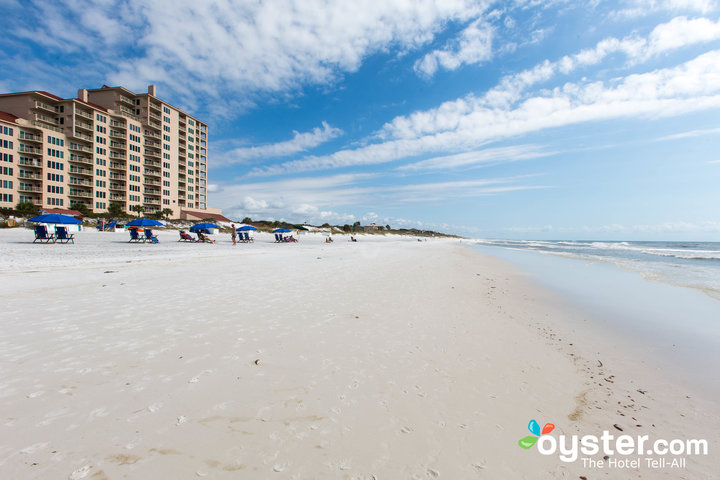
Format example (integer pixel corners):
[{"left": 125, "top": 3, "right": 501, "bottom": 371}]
[
  {"left": 182, "top": 210, "right": 232, "bottom": 222},
  {"left": 74, "top": 98, "right": 108, "bottom": 112},
  {"left": 42, "top": 208, "right": 83, "bottom": 216},
  {"left": 36, "top": 90, "right": 64, "bottom": 101},
  {"left": 0, "top": 111, "right": 18, "bottom": 123}
]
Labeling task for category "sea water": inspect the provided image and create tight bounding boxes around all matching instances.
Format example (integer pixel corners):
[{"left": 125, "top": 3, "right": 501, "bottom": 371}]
[
  {"left": 469, "top": 239, "right": 720, "bottom": 395},
  {"left": 472, "top": 240, "right": 720, "bottom": 300}
]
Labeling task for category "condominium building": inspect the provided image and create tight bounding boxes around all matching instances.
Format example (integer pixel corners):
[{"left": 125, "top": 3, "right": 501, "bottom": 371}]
[{"left": 0, "top": 85, "right": 222, "bottom": 219}]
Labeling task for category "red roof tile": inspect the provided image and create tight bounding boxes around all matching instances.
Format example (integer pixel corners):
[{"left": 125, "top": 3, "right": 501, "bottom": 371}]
[
  {"left": 182, "top": 210, "right": 232, "bottom": 222},
  {"left": 0, "top": 111, "right": 18, "bottom": 123},
  {"left": 43, "top": 208, "right": 83, "bottom": 216}
]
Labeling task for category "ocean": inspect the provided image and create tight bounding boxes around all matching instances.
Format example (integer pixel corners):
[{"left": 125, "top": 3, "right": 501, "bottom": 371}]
[{"left": 471, "top": 240, "right": 720, "bottom": 301}]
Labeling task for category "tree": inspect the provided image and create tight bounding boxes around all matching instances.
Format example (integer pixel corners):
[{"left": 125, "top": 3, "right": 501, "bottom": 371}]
[
  {"left": 15, "top": 201, "right": 39, "bottom": 217},
  {"left": 385, "top": 224, "right": 391, "bottom": 231},
  {"left": 242, "top": 217, "right": 253, "bottom": 224},
  {"left": 107, "top": 202, "right": 124, "bottom": 217},
  {"left": 159, "top": 208, "right": 173, "bottom": 220},
  {"left": 321, "top": 223, "right": 331, "bottom": 228},
  {"left": 342, "top": 224, "right": 352, "bottom": 232},
  {"left": 130, "top": 205, "right": 144, "bottom": 217},
  {"left": 70, "top": 202, "right": 90, "bottom": 216}
]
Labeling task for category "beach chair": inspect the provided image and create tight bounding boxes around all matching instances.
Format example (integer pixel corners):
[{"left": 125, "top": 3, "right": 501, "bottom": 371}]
[
  {"left": 144, "top": 229, "right": 159, "bottom": 244},
  {"left": 128, "top": 228, "right": 145, "bottom": 243},
  {"left": 33, "top": 225, "right": 56, "bottom": 243},
  {"left": 178, "top": 230, "right": 195, "bottom": 242},
  {"left": 243, "top": 232, "right": 253, "bottom": 243},
  {"left": 55, "top": 226, "right": 75, "bottom": 244},
  {"left": 274, "top": 233, "right": 281, "bottom": 242},
  {"left": 104, "top": 220, "right": 117, "bottom": 232}
]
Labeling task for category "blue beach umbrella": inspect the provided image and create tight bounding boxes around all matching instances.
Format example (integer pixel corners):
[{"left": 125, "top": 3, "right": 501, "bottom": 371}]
[
  {"left": 190, "top": 222, "right": 219, "bottom": 233},
  {"left": 127, "top": 218, "right": 164, "bottom": 227},
  {"left": 28, "top": 213, "right": 82, "bottom": 224},
  {"left": 272, "top": 228, "right": 291, "bottom": 233},
  {"left": 236, "top": 225, "right": 258, "bottom": 231}
]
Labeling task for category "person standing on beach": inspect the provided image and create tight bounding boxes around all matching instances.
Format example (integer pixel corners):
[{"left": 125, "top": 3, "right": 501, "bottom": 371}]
[{"left": 231, "top": 224, "right": 237, "bottom": 245}]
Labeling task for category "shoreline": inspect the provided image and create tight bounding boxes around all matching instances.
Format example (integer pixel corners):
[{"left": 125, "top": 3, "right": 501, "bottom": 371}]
[{"left": 0, "top": 230, "right": 718, "bottom": 478}]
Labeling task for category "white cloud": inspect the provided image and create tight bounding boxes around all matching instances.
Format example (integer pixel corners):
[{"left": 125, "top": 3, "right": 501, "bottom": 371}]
[
  {"left": 398, "top": 144, "right": 552, "bottom": 171},
  {"left": 614, "top": 0, "right": 717, "bottom": 18},
  {"left": 249, "top": 47, "right": 720, "bottom": 177},
  {"left": 217, "top": 122, "right": 343, "bottom": 166},
  {"left": 11, "top": 0, "right": 486, "bottom": 111},
  {"left": 414, "top": 18, "right": 495, "bottom": 76}
]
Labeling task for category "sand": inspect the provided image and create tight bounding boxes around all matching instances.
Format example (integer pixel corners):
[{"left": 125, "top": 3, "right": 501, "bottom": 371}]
[{"left": 0, "top": 228, "right": 718, "bottom": 479}]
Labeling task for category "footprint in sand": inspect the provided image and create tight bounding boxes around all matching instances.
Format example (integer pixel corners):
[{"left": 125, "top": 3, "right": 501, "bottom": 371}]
[
  {"left": 176, "top": 416, "right": 187, "bottom": 426},
  {"left": 68, "top": 465, "right": 91, "bottom": 479}
]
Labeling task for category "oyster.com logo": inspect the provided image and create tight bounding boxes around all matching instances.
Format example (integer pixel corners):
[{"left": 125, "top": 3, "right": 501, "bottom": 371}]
[{"left": 518, "top": 419, "right": 555, "bottom": 449}]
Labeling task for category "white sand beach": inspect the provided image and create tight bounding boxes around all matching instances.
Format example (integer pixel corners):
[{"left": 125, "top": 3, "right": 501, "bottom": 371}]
[{"left": 0, "top": 228, "right": 718, "bottom": 479}]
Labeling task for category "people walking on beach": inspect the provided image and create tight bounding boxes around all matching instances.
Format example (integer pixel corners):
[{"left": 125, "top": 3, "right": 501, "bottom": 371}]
[{"left": 231, "top": 224, "right": 237, "bottom": 245}]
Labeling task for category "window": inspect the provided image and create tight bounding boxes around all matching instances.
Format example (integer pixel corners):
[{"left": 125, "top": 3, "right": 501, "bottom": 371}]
[{"left": 96, "top": 114, "right": 107, "bottom": 123}]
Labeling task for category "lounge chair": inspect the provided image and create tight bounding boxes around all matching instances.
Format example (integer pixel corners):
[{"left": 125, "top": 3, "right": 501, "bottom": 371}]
[
  {"left": 55, "top": 226, "right": 75, "bottom": 244},
  {"left": 104, "top": 220, "right": 117, "bottom": 232},
  {"left": 179, "top": 230, "right": 196, "bottom": 242},
  {"left": 274, "top": 233, "right": 282, "bottom": 242},
  {"left": 33, "top": 225, "right": 56, "bottom": 244},
  {"left": 243, "top": 232, "right": 253, "bottom": 243},
  {"left": 128, "top": 228, "right": 145, "bottom": 243},
  {"left": 144, "top": 229, "right": 159, "bottom": 244}
]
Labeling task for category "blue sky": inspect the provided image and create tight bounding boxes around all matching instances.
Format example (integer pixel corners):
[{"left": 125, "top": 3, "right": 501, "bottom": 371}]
[{"left": 2, "top": 0, "right": 720, "bottom": 239}]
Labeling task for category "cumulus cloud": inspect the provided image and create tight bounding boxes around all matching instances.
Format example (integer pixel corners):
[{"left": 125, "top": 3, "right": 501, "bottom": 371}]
[
  {"left": 414, "top": 18, "right": 495, "bottom": 76},
  {"left": 8, "top": 0, "right": 486, "bottom": 111}
]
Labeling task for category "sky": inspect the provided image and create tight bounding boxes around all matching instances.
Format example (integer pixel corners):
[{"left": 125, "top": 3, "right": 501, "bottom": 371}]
[{"left": 2, "top": 0, "right": 720, "bottom": 240}]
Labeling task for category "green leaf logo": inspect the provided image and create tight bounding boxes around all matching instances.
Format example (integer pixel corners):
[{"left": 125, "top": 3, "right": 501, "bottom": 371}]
[
  {"left": 518, "top": 436, "right": 538, "bottom": 449},
  {"left": 518, "top": 419, "right": 555, "bottom": 449}
]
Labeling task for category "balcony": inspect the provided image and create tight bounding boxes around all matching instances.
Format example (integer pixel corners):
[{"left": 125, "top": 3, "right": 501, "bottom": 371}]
[
  {"left": 143, "top": 188, "right": 161, "bottom": 195},
  {"left": 68, "top": 142, "right": 92, "bottom": 153},
  {"left": 109, "top": 141, "right": 126, "bottom": 150},
  {"left": 109, "top": 163, "right": 125, "bottom": 171},
  {"left": 69, "top": 178, "right": 92, "bottom": 187},
  {"left": 19, "top": 131, "right": 43, "bottom": 143},
  {"left": 69, "top": 154, "right": 92, "bottom": 165},
  {"left": 33, "top": 100, "right": 56, "bottom": 113},
  {"left": 73, "top": 131, "right": 92, "bottom": 142},
  {"left": 109, "top": 119, "right": 126, "bottom": 129},
  {"left": 68, "top": 189, "right": 92, "bottom": 198},
  {"left": 144, "top": 130, "right": 161, "bottom": 139},
  {"left": 75, "top": 120, "right": 93, "bottom": 131},
  {"left": 30, "top": 121, "right": 63, "bottom": 133},
  {"left": 143, "top": 149, "right": 160, "bottom": 159},
  {"left": 109, "top": 173, "right": 126, "bottom": 180},
  {"left": 143, "top": 198, "right": 161, "bottom": 206},
  {"left": 143, "top": 169, "right": 161, "bottom": 177},
  {"left": 144, "top": 158, "right": 161, "bottom": 167},
  {"left": 109, "top": 130, "right": 124, "bottom": 138},
  {"left": 19, "top": 157, "right": 43, "bottom": 168},
  {"left": 118, "top": 95, "right": 134, "bottom": 106},
  {"left": 18, "top": 171, "right": 42, "bottom": 180},
  {"left": 75, "top": 109, "right": 93, "bottom": 120},
  {"left": 109, "top": 183, "right": 125, "bottom": 191},
  {"left": 109, "top": 193, "right": 125, "bottom": 201},
  {"left": 149, "top": 111, "right": 161, "bottom": 121},
  {"left": 18, "top": 184, "right": 42, "bottom": 193},
  {"left": 144, "top": 139, "right": 160, "bottom": 148},
  {"left": 143, "top": 178, "right": 161, "bottom": 186},
  {"left": 18, "top": 144, "right": 42, "bottom": 154},
  {"left": 109, "top": 151, "right": 125, "bottom": 159},
  {"left": 69, "top": 166, "right": 93, "bottom": 176}
]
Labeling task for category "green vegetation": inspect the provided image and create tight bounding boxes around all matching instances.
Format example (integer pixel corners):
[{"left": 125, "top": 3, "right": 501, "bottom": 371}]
[{"left": 15, "top": 201, "right": 39, "bottom": 217}]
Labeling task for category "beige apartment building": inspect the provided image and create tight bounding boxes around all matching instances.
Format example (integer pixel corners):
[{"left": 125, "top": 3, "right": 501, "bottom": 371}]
[{"left": 0, "top": 85, "right": 223, "bottom": 220}]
